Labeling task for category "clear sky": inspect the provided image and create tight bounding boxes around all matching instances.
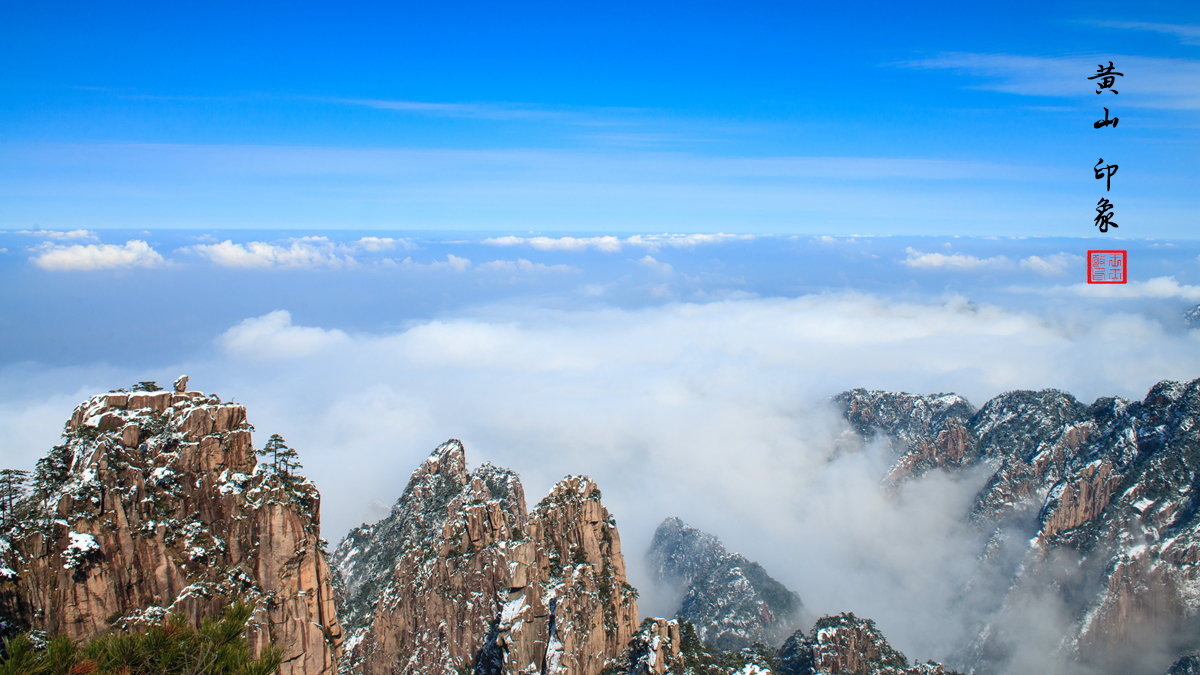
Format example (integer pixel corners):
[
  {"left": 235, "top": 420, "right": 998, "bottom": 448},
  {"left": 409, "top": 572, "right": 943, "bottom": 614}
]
[{"left": 2, "top": 0, "right": 1198, "bottom": 235}]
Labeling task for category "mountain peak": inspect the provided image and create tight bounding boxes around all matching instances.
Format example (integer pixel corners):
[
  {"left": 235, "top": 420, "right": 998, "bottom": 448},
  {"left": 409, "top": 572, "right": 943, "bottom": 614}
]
[
  {"left": 647, "top": 516, "right": 808, "bottom": 650},
  {"left": 0, "top": 382, "right": 342, "bottom": 674}
]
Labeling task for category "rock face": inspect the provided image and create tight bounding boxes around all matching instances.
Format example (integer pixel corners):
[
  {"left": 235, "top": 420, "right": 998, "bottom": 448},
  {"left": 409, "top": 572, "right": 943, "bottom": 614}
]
[
  {"left": 1184, "top": 304, "right": 1200, "bottom": 329},
  {"left": 606, "top": 617, "right": 779, "bottom": 675},
  {"left": 647, "top": 517, "right": 808, "bottom": 650},
  {"left": 607, "top": 614, "right": 959, "bottom": 675},
  {"left": 836, "top": 389, "right": 977, "bottom": 484},
  {"left": 330, "top": 440, "right": 639, "bottom": 675},
  {"left": 777, "top": 614, "right": 963, "bottom": 675},
  {"left": 0, "top": 383, "right": 343, "bottom": 674},
  {"left": 836, "top": 378, "right": 1200, "bottom": 675}
]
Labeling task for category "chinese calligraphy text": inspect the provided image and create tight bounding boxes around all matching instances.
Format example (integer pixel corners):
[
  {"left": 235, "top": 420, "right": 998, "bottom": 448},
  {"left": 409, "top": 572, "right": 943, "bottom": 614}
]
[{"left": 1088, "top": 61, "right": 1123, "bottom": 95}]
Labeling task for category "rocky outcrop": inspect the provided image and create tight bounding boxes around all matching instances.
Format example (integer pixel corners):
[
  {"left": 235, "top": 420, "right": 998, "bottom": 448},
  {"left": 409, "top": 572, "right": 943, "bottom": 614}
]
[
  {"left": 0, "top": 382, "right": 342, "bottom": 674},
  {"left": 606, "top": 616, "right": 779, "bottom": 675},
  {"left": 617, "top": 618, "right": 682, "bottom": 675},
  {"left": 647, "top": 517, "right": 808, "bottom": 650},
  {"left": 607, "top": 614, "right": 960, "bottom": 675},
  {"left": 330, "top": 440, "right": 639, "bottom": 675},
  {"left": 778, "top": 614, "right": 963, "bottom": 675},
  {"left": 835, "top": 389, "right": 977, "bottom": 483},
  {"left": 1167, "top": 654, "right": 1200, "bottom": 675},
  {"left": 1184, "top": 304, "right": 1200, "bottom": 329}
]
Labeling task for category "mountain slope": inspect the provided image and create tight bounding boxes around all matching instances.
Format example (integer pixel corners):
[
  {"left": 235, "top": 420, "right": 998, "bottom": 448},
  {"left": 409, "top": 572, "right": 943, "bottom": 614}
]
[
  {"left": 647, "top": 517, "right": 808, "bottom": 650},
  {"left": 836, "top": 378, "right": 1200, "bottom": 675}
]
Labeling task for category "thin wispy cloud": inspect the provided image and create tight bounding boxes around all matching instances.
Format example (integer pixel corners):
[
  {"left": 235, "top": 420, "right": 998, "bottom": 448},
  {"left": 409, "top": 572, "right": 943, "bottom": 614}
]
[
  {"left": 637, "top": 255, "right": 674, "bottom": 275},
  {"left": 482, "top": 233, "right": 759, "bottom": 254},
  {"left": 391, "top": 254, "right": 472, "bottom": 271},
  {"left": 1019, "top": 252, "right": 1082, "bottom": 276},
  {"left": 477, "top": 259, "right": 577, "bottom": 273},
  {"left": 894, "top": 53, "right": 1200, "bottom": 109},
  {"left": 1087, "top": 20, "right": 1200, "bottom": 46},
  {"left": 624, "top": 233, "right": 758, "bottom": 252},
  {"left": 18, "top": 229, "right": 98, "bottom": 241},
  {"left": 328, "top": 97, "right": 562, "bottom": 121},
  {"left": 31, "top": 240, "right": 164, "bottom": 271}
]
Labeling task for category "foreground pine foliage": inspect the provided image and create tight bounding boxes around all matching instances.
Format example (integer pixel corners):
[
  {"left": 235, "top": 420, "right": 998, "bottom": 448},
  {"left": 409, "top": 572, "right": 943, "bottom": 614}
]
[{"left": 0, "top": 603, "right": 281, "bottom": 675}]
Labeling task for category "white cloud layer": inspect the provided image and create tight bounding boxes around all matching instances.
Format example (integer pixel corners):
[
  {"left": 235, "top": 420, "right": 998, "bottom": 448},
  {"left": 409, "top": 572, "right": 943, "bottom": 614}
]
[
  {"left": 1062, "top": 275, "right": 1200, "bottom": 301},
  {"left": 483, "top": 235, "right": 623, "bottom": 252},
  {"left": 31, "top": 240, "right": 164, "bottom": 271},
  {"left": 5, "top": 292, "right": 1200, "bottom": 666},
  {"left": 18, "top": 229, "right": 97, "bottom": 241},
  {"left": 217, "top": 310, "right": 349, "bottom": 358},
  {"left": 482, "top": 233, "right": 758, "bottom": 253},
  {"left": 354, "top": 236, "right": 415, "bottom": 252},
  {"left": 901, "top": 247, "right": 1012, "bottom": 270},
  {"left": 190, "top": 237, "right": 358, "bottom": 268},
  {"left": 637, "top": 255, "right": 674, "bottom": 274}
]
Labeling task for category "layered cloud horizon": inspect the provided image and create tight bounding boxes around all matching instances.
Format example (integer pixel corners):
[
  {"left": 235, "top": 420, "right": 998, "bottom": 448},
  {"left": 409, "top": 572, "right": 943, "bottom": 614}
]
[{"left": 2, "top": 228, "right": 1199, "bottom": 664}]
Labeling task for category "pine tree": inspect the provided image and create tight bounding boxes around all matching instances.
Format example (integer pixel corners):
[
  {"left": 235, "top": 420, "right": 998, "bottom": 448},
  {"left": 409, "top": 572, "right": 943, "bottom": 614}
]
[
  {"left": 0, "top": 469, "right": 28, "bottom": 530},
  {"left": 31, "top": 445, "right": 72, "bottom": 502},
  {"left": 258, "top": 434, "right": 302, "bottom": 479}
]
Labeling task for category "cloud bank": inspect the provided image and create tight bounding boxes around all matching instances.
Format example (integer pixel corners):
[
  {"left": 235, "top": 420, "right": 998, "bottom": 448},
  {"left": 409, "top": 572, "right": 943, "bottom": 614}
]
[
  {"left": 4, "top": 291, "right": 1199, "bottom": 667},
  {"left": 482, "top": 233, "right": 757, "bottom": 253},
  {"left": 31, "top": 240, "right": 165, "bottom": 271}
]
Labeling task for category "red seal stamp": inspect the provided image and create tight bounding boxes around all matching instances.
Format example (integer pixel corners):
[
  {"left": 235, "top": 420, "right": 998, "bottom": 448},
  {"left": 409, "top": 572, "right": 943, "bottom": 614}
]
[{"left": 1087, "top": 250, "right": 1126, "bottom": 284}]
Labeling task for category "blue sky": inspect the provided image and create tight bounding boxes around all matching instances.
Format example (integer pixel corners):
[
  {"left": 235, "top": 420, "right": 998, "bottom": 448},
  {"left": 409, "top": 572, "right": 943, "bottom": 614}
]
[{"left": 2, "top": 0, "right": 1198, "bottom": 234}]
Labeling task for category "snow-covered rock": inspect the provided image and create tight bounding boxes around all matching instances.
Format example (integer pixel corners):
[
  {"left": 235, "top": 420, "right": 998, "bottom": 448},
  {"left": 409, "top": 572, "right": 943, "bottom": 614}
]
[
  {"left": 647, "top": 517, "right": 809, "bottom": 650},
  {"left": 330, "top": 440, "right": 639, "bottom": 675},
  {"left": 0, "top": 381, "right": 342, "bottom": 675}
]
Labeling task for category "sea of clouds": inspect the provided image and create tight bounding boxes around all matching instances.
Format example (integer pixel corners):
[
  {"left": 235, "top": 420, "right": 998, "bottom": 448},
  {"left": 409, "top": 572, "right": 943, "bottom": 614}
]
[{"left": 2, "top": 231, "right": 1199, "bottom": 667}]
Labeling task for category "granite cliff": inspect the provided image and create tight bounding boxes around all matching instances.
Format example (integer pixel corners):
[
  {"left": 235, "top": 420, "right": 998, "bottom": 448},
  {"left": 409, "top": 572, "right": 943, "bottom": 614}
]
[
  {"left": 836, "top": 378, "right": 1200, "bottom": 675},
  {"left": 0, "top": 380, "right": 342, "bottom": 675},
  {"left": 330, "top": 440, "right": 639, "bottom": 675}
]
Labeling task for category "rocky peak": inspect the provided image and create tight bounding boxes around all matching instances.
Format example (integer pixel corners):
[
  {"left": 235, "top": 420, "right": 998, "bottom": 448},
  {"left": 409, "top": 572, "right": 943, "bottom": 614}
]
[
  {"left": 0, "top": 380, "right": 342, "bottom": 674},
  {"left": 834, "top": 389, "right": 977, "bottom": 482},
  {"left": 647, "top": 517, "right": 724, "bottom": 582},
  {"left": 970, "top": 389, "right": 1089, "bottom": 463},
  {"left": 1183, "top": 304, "right": 1200, "bottom": 329},
  {"left": 841, "top": 378, "right": 1200, "bottom": 675},
  {"left": 779, "top": 613, "right": 963, "bottom": 675},
  {"left": 331, "top": 443, "right": 637, "bottom": 675},
  {"left": 647, "top": 516, "right": 808, "bottom": 650},
  {"left": 607, "top": 613, "right": 961, "bottom": 675},
  {"left": 333, "top": 439, "right": 474, "bottom": 623}
]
